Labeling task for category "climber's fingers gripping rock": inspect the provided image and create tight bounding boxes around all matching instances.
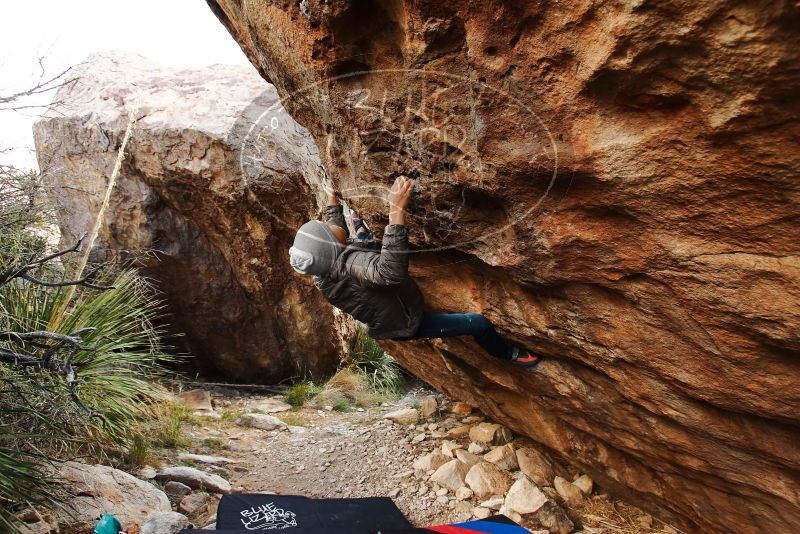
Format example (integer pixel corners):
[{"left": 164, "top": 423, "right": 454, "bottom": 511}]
[{"left": 388, "top": 175, "right": 415, "bottom": 225}]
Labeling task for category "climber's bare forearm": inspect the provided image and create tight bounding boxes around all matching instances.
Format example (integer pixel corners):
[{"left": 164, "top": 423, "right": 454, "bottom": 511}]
[
  {"left": 389, "top": 210, "right": 406, "bottom": 225},
  {"left": 388, "top": 175, "right": 414, "bottom": 226}
]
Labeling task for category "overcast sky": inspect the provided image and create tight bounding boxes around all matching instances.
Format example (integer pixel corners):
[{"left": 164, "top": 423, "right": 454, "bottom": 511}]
[{"left": 0, "top": 0, "right": 253, "bottom": 169}]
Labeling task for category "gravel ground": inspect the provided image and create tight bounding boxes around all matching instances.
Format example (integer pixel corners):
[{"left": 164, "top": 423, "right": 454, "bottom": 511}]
[
  {"left": 182, "top": 385, "right": 469, "bottom": 526},
  {"left": 165, "top": 383, "right": 675, "bottom": 533}
]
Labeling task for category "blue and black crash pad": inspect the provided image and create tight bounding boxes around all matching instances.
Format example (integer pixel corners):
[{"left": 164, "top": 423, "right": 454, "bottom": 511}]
[
  {"left": 376, "top": 514, "right": 530, "bottom": 533},
  {"left": 178, "top": 494, "right": 528, "bottom": 533},
  {"left": 212, "top": 494, "right": 411, "bottom": 531}
]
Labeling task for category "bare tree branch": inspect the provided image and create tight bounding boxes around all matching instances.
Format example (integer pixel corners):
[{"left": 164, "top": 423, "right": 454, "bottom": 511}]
[
  {"left": 0, "top": 65, "right": 76, "bottom": 112},
  {"left": 20, "top": 267, "right": 115, "bottom": 291},
  {"left": 0, "top": 234, "right": 115, "bottom": 290},
  {"left": 0, "top": 328, "right": 106, "bottom": 424}
]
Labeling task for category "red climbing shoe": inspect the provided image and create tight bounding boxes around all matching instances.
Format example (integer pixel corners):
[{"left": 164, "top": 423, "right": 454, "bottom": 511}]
[{"left": 511, "top": 348, "right": 543, "bottom": 368}]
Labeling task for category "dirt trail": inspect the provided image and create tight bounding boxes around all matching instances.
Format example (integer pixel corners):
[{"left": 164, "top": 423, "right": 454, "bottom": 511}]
[
  {"left": 169, "top": 383, "right": 674, "bottom": 533},
  {"left": 182, "top": 385, "right": 464, "bottom": 527}
]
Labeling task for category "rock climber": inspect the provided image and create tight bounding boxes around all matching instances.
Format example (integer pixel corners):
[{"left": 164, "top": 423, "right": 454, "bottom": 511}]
[{"left": 288, "top": 176, "right": 542, "bottom": 368}]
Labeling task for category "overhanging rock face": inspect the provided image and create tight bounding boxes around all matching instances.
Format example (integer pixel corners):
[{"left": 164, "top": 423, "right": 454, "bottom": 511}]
[
  {"left": 34, "top": 52, "right": 354, "bottom": 383},
  {"left": 206, "top": 1, "right": 799, "bottom": 531}
]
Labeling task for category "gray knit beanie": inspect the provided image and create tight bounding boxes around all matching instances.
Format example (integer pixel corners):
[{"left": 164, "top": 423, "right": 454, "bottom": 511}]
[{"left": 289, "top": 220, "right": 342, "bottom": 276}]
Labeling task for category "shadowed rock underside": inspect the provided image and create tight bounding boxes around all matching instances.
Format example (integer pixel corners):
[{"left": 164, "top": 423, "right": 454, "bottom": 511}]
[{"left": 207, "top": 1, "right": 800, "bottom": 532}]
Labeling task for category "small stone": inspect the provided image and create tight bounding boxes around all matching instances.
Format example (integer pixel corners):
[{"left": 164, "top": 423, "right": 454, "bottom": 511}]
[
  {"left": 451, "top": 402, "right": 473, "bottom": 415},
  {"left": 554, "top": 476, "right": 584, "bottom": 507},
  {"left": 573, "top": 474, "right": 593, "bottom": 494},
  {"left": 388, "top": 488, "right": 401, "bottom": 498},
  {"left": 505, "top": 509, "right": 523, "bottom": 523},
  {"left": 473, "top": 506, "right": 492, "bottom": 519},
  {"left": 156, "top": 466, "right": 232, "bottom": 494},
  {"left": 178, "top": 492, "right": 210, "bottom": 516},
  {"left": 178, "top": 453, "right": 235, "bottom": 465},
  {"left": 441, "top": 440, "right": 463, "bottom": 458},
  {"left": 469, "top": 423, "right": 513, "bottom": 445},
  {"left": 436, "top": 488, "right": 448, "bottom": 496},
  {"left": 637, "top": 514, "right": 654, "bottom": 529},
  {"left": 421, "top": 396, "right": 438, "bottom": 419},
  {"left": 17, "top": 509, "right": 41, "bottom": 523},
  {"left": 430, "top": 459, "right": 470, "bottom": 491},
  {"left": 428, "top": 423, "right": 439, "bottom": 430},
  {"left": 484, "top": 444, "right": 518, "bottom": 471},
  {"left": 137, "top": 465, "right": 157, "bottom": 480},
  {"left": 455, "top": 501, "right": 473, "bottom": 514},
  {"left": 140, "top": 511, "right": 189, "bottom": 534},
  {"left": 384, "top": 408, "right": 419, "bottom": 425},
  {"left": 178, "top": 389, "right": 213, "bottom": 413},
  {"left": 465, "top": 462, "right": 514, "bottom": 499},
  {"left": 447, "top": 425, "right": 472, "bottom": 438},
  {"left": 412, "top": 433, "right": 427, "bottom": 443},
  {"left": 462, "top": 416, "right": 483, "bottom": 424},
  {"left": 164, "top": 481, "right": 192, "bottom": 498},
  {"left": 455, "top": 487, "right": 474, "bottom": 501},
  {"left": 468, "top": 442, "right": 487, "bottom": 454},
  {"left": 480, "top": 496, "right": 505, "bottom": 510},
  {"left": 505, "top": 477, "right": 548, "bottom": 514},
  {"left": 414, "top": 452, "right": 451, "bottom": 473},
  {"left": 517, "top": 448, "right": 557, "bottom": 487},
  {"left": 455, "top": 449, "right": 482, "bottom": 467},
  {"left": 237, "top": 413, "right": 288, "bottom": 431},
  {"left": 533, "top": 500, "right": 574, "bottom": 534},
  {"left": 246, "top": 397, "right": 291, "bottom": 413}
]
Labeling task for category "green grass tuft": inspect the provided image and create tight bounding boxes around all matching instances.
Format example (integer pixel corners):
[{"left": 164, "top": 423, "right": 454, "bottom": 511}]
[
  {"left": 285, "top": 380, "right": 321, "bottom": 407},
  {"left": 124, "top": 433, "right": 151, "bottom": 468},
  {"left": 278, "top": 413, "right": 309, "bottom": 426},
  {"left": 148, "top": 401, "right": 191, "bottom": 450},
  {"left": 219, "top": 410, "right": 244, "bottom": 422},
  {"left": 332, "top": 396, "right": 353, "bottom": 412}
]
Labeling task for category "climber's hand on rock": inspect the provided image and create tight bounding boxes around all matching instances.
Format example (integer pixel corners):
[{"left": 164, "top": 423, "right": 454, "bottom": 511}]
[{"left": 388, "top": 175, "right": 415, "bottom": 225}]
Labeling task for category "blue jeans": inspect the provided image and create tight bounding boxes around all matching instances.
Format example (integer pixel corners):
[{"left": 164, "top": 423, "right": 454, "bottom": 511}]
[{"left": 408, "top": 312, "right": 517, "bottom": 360}]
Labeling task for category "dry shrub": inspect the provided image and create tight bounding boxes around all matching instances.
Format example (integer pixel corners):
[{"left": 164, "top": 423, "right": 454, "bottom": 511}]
[
  {"left": 317, "top": 367, "right": 383, "bottom": 409},
  {"left": 577, "top": 494, "right": 678, "bottom": 534}
]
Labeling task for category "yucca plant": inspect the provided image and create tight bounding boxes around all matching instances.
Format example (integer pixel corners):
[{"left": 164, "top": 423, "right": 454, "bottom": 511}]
[
  {"left": 0, "top": 270, "right": 172, "bottom": 451},
  {"left": 0, "top": 445, "right": 54, "bottom": 533},
  {"left": 0, "top": 268, "right": 172, "bottom": 530},
  {"left": 0, "top": 74, "right": 168, "bottom": 532},
  {"left": 347, "top": 329, "right": 405, "bottom": 395}
]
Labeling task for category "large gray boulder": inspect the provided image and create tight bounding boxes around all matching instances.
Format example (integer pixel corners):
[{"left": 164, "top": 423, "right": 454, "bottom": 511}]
[
  {"left": 48, "top": 462, "right": 170, "bottom": 532},
  {"left": 34, "top": 52, "right": 354, "bottom": 382}
]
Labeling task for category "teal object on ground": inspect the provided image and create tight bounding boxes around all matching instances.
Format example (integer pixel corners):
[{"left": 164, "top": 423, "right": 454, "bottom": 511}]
[{"left": 94, "top": 513, "right": 123, "bottom": 534}]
